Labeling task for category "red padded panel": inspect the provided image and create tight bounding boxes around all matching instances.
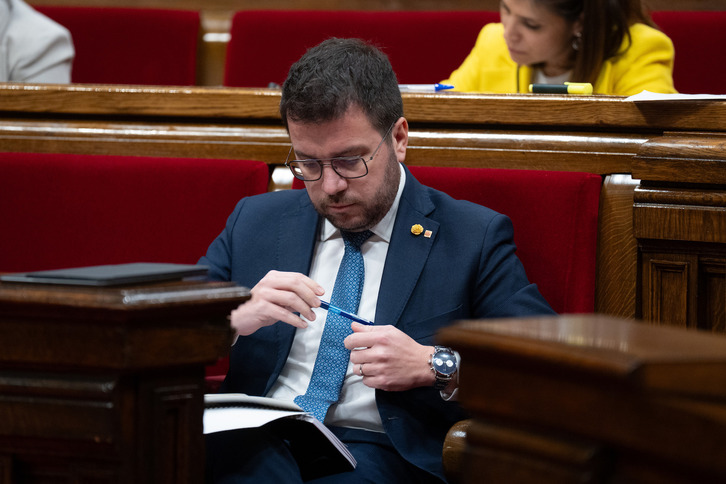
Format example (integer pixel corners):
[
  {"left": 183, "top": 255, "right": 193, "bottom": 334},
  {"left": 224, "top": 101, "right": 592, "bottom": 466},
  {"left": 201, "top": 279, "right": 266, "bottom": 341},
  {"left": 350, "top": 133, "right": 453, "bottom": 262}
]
[
  {"left": 651, "top": 11, "right": 726, "bottom": 94},
  {"left": 224, "top": 10, "right": 499, "bottom": 87},
  {"left": 408, "top": 166, "right": 601, "bottom": 314},
  {"left": 0, "top": 152, "right": 269, "bottom": 273},
  {"left": 34, "top": 7, "right": 199, "bottom": 85},
  {"left": 294, "top": 166, "right": 601, "bottom": 314}
]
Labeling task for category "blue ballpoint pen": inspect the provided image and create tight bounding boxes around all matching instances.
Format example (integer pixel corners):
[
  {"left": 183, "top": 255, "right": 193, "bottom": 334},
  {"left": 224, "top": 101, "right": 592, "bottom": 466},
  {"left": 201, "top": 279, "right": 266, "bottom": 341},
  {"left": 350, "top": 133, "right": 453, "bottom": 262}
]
[
  {"left": 319, "top": 300, "right": 374, "bottom": 325},
  {"left": 398, "top": 83, "right": 454, "bottom": 92}
]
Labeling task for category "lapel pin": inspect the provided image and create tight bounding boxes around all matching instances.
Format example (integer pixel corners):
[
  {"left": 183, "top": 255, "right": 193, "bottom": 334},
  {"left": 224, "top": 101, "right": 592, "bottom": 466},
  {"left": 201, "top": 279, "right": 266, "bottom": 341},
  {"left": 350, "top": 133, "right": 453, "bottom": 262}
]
[
  {"left": 424, "top": 230, "right": 433, "bottom": 238},
  {"left": 411, "top": 224, "right": 423, "bottom": 236}
]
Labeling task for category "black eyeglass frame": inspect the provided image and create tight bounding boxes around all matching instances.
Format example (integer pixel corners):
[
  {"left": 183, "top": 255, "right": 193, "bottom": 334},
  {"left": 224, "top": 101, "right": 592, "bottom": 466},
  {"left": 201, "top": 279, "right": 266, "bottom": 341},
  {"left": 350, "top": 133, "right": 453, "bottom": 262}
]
[{"left": 284, "top": 121, "right": 396, "bottom": 182}]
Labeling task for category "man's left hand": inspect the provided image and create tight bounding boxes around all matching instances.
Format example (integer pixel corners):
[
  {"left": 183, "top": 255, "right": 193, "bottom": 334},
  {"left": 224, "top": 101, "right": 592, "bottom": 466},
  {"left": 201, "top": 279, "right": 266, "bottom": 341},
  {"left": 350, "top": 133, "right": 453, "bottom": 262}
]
[{"left": 344, "top": 322, "right": 435, "bottom": 391}]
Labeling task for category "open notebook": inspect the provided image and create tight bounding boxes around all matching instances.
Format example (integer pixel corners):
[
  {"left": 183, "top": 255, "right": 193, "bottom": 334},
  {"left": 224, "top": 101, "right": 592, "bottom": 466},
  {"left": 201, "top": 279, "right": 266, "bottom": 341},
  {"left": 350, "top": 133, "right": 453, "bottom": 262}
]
[{"left": 204, "top": 393, "right": 356, "bottom": 480}]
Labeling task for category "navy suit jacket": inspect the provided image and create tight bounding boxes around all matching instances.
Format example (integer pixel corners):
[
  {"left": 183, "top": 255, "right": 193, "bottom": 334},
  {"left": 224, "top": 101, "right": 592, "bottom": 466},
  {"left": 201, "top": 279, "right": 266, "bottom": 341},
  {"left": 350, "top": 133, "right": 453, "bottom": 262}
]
[{"left": 199, "top": 164, "right": 554, "bottom": 480}]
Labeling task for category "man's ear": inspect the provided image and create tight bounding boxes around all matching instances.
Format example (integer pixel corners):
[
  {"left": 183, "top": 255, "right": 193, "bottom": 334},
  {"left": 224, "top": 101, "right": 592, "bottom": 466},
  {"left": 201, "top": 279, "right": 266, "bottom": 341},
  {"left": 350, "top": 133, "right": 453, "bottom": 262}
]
[{"left": 392, "top": 117, "right": 408, "bottom": 163}]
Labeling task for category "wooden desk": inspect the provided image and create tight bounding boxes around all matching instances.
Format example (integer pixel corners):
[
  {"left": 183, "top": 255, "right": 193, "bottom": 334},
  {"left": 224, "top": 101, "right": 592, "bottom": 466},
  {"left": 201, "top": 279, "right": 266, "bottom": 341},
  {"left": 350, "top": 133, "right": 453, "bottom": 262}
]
[
  {"left": 1, "top": 84, "right": 723, "bottom": 330},
  {"left": 0, "top": 280, "right": 248, "bottom": 484},
  {"left": 3, "top": 84, "right": 723, "bottom": 170},
  {"left": 438, "top": 315, "right": 726, "bottom": 484}
]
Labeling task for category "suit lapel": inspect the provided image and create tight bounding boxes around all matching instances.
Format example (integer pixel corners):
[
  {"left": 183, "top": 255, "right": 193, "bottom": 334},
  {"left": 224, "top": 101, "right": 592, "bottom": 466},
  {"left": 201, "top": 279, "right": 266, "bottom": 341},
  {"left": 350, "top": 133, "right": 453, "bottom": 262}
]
[
  {"left": 266, "top": 190, "right": 320, "bottom": 392},
  {"left": 376, "top": 168, "right": 439, "bottom": 327},
  {"left": 275, "top": 190, "right": 320, "bottom": 275}
]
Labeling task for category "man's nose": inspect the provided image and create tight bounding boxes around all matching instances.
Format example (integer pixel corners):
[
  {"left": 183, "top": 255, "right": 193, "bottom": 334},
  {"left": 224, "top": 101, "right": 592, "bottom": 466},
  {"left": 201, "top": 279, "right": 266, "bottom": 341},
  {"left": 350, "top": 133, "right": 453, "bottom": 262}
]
[{"left": 320, "top": 164, "right": 348, "bottom": 194}]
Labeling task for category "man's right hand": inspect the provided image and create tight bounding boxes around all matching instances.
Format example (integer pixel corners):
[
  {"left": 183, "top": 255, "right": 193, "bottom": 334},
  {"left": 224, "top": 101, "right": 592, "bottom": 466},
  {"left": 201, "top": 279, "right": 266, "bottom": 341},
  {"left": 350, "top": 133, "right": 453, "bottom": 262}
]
[{"left": 229, "top": 270, "right": 325, "bottom": 336}]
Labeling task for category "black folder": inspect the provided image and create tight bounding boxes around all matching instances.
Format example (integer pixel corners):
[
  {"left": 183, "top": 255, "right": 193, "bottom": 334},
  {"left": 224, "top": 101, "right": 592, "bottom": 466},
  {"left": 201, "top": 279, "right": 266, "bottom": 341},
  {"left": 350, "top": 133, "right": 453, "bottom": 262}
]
[{"left": 0, "top": 262, "right": 208, "bottom": 287}]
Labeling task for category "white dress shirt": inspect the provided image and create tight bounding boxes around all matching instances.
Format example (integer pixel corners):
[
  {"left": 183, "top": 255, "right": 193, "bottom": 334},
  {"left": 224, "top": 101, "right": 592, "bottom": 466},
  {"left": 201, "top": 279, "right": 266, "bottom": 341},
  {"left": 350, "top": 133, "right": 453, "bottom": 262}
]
[{"left": 267, "top": 164, "right": 406, "bottom": 431}]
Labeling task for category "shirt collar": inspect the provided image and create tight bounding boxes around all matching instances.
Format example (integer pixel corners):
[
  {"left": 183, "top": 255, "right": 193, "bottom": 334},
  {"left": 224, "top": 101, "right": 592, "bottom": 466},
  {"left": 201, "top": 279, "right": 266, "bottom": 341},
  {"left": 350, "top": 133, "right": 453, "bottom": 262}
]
[{"left": 321, "top": 163, "right": 406, "bottom": 243}]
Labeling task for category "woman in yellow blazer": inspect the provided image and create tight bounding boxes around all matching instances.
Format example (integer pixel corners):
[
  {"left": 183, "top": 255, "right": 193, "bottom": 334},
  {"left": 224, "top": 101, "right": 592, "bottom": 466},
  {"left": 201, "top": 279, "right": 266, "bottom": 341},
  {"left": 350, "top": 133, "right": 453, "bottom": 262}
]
[{"left": 443, "top": 0, "right": 677, "bottom": 95}]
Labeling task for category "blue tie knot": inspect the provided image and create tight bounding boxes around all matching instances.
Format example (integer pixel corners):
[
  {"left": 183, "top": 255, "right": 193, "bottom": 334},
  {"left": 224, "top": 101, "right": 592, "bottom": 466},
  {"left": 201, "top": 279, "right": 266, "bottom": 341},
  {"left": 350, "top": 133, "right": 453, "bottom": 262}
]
[{"left": 342, "top": 230, "right": 373, "bottom": 250}]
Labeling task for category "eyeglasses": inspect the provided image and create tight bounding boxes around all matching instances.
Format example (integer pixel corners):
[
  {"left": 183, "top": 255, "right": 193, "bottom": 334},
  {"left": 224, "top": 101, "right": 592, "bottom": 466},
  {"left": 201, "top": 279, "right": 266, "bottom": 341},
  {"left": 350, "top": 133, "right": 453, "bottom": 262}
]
[{"left": 285, "top": 122, "right": 395, "bottom": 182}]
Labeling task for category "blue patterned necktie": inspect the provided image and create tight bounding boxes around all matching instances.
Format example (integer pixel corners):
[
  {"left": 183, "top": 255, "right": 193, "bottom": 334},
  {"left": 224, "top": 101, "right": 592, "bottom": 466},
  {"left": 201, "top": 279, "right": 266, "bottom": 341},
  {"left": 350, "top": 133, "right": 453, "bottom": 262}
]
[{"left": 294, "top": 230, "right": 373, "bottom": 422}]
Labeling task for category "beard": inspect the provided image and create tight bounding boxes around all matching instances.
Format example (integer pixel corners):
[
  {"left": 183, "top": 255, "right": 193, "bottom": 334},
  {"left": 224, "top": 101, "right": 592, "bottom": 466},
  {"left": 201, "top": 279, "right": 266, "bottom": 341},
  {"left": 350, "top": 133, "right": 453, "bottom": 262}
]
[{"left": 315, "top": 151, "right": 400, "bottom": 232}]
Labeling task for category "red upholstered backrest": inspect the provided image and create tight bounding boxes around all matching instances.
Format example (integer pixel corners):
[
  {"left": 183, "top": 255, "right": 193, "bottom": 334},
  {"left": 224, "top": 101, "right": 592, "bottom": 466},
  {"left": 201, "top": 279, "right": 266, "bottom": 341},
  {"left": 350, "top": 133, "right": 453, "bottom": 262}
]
[
  {"left": 409, "top": 167, "right": 601, "bottom": 314},
  {"left": 34, "top": 7, "right": 200, "bottom": 85},
  {"left": 0, "top": 152, "right": 269, "bottom": 273},
  {"left": 224, "top": 10, "right": 500, "bottom": 87},
  {"left": 651, "top": 11, "right": 726, "bottom": 94},
  {"left": 293, "top": 166, "right": 601, "bottom": 314}
]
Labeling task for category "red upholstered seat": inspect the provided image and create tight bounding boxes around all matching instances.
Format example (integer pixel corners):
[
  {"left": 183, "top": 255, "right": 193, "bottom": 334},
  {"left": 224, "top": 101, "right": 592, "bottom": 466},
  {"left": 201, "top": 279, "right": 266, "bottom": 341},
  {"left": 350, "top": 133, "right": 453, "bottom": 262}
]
[
  {"left": 0, "top": 152, "right": 269, "bottom": 390},
  {"left": 224, "top": 10, "right": 500, "bottom": 87},
  {"left": 651, "top": 11, "right": 726, "bottom": 94},
  {"left": 34, "top": 7, "right": 200, "bottom": 85},
  {"left": 293, "top": 166, "right": 601, "bottom": 314},
  {"left": 0, "top": 152, "right": 269, "bottom": 272},
  {"left": 408, "top": 166, "right": 601, "bottom": 314}
]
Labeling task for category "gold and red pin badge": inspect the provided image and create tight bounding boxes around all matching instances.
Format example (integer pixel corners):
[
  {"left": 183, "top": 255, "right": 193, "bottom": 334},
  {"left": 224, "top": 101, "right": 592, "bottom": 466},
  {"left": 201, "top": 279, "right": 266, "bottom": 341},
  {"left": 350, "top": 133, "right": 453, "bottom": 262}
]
[{"left": 411, "top": 224, "right": 432, "bottom": 238}]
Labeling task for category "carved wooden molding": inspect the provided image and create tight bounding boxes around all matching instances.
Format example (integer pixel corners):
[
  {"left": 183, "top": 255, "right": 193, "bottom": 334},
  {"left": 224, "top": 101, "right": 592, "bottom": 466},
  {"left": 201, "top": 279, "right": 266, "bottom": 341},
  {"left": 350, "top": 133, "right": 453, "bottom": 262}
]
[
  {"left": 3, "top": 84, "right": 726, "bottom": 131},
  {"left": 633, "top": 132, "right": 726, "bottom": 185}
]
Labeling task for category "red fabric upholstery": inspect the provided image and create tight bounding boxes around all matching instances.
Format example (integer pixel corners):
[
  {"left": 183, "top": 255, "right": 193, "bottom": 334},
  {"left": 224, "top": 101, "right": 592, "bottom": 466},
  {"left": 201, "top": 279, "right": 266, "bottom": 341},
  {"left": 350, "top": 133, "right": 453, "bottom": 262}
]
[
  {"left": 0, "top": 152, "right": 268, "bottom": 272},
  {"left": 224, "top": 10, "right": 500, "bottom": 87},
  {"left": 408, "top": 167, "right": 601, "bottom": 314},
  {"left": 0, "top": 152, "right": 269, "bottom": 389},
  {"left": 34, "top": 7, "right": 200, "bottom": 85},
  {"left": 293, "top": 166, "right": 601, "bottom": 314},
  {"left": 651, "top": 11, "right": 726, "bottom": 94}
]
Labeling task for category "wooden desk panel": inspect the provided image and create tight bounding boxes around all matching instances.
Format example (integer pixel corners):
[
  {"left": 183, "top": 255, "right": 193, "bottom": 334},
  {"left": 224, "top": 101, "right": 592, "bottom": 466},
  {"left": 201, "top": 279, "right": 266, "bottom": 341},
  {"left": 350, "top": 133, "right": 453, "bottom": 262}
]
[
  {"left": 438, "top": 315, "right": 726, "bottom": 483},
  {"left": 3, "top": 84, "right": 725, "bottom": 131},
  {"left": 0, "top": 84, "right": 679, "bottom": 172},
  {"left": 0, "top": 280, "right": 248, "bottom": 484}
]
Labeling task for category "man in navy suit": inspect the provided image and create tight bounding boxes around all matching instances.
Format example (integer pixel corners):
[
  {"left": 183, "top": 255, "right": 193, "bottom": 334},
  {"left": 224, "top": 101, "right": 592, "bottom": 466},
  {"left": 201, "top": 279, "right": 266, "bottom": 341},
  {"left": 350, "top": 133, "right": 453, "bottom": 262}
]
[{"left": 201, "top": 38, "right": 554, "bottom": 483}]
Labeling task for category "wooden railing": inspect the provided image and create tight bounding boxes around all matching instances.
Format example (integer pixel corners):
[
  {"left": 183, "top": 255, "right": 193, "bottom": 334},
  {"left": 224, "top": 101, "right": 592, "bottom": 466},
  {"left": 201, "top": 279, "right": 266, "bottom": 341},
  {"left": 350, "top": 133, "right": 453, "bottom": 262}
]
[
  {"left": 0, "top": 279, "right": 248, "bottom": 483},
  {"left": 1, "top": 83, "right": 724, "bottom": 330}
]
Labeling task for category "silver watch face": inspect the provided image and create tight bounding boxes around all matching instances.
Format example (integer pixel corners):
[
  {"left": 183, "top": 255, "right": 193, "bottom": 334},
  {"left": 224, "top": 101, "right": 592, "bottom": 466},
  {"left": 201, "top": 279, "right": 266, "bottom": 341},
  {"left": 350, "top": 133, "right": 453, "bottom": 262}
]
[{"left": 433, "top": 350, "right": 457, "bottom": 376}]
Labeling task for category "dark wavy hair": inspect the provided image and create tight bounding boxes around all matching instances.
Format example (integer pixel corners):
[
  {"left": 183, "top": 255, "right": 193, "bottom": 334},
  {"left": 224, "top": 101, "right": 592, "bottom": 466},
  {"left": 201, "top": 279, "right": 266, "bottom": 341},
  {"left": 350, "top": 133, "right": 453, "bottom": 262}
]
[
  {"left": 280, "top": 38, "right": 403, "bottom": 136},
  {"left": 538, "top": 0, "right": 654, "bottom": 84}
]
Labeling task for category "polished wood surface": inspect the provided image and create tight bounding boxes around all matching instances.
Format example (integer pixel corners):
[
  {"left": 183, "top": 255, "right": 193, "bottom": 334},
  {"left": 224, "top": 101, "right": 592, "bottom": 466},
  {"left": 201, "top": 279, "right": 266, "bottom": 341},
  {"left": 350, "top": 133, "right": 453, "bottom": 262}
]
[
  {"left": 0, "top": 280, "right": 248, "bottom": 483},
  {"left": 438, "top": 314, "right": 726, "bottom": 483},
  {"left": 2, "top": 83, "right": 720, "bottom": 171},
  {"left": 4, "top": 83, "right": 726, "bottom": 129},
  {"left": 595, "top": 175, "right": 640, "bottom": 320}
]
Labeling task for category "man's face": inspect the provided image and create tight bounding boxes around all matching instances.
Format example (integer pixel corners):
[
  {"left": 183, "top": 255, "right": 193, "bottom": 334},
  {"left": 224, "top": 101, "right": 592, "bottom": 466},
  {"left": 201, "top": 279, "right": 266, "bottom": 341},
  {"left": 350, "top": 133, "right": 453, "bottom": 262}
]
[{"left": 288, "top": 105, "right": 408, "bottom": 232}]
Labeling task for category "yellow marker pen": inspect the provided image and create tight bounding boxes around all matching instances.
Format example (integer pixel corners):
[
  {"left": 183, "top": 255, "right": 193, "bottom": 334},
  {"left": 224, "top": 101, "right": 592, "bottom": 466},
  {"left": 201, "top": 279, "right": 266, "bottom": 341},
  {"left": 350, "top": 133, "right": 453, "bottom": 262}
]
[{"left": 528, "top": 82, "right": 593, "bottom": 95}]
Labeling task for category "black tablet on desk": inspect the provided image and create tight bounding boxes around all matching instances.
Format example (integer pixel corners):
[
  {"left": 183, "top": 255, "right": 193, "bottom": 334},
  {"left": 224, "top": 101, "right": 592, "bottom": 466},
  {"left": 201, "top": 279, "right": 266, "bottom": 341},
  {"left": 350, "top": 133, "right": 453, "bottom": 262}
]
[{"left": 0, "top": 262, "right": 209, "bottom": 287}]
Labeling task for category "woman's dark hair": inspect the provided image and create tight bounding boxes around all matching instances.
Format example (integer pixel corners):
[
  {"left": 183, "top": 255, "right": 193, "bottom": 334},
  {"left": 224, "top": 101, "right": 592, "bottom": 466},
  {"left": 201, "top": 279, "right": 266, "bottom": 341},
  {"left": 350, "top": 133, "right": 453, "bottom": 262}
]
[
  {"left": 539, "top": 0, "right": 653, "bottom": 84},
  {"left": 280, "top": 38, "right": 403, "bottom": 136}
]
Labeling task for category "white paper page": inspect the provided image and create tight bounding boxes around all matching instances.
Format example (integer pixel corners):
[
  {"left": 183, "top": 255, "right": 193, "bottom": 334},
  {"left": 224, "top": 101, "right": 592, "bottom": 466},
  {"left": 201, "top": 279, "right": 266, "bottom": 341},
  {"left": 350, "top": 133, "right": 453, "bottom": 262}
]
[
  {"left": 627, "top": 90, "right": 726, "bottom": 102},
  {"left": 204, "top": 406, "right": 304, "bottom": 434}
]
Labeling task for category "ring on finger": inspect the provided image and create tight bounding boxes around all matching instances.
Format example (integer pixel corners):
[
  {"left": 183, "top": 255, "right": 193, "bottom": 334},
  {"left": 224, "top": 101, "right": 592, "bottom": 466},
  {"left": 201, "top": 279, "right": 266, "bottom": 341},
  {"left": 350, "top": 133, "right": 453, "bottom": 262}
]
[{"left": 359, "top": 363, "right": 365, "bottom": 376}]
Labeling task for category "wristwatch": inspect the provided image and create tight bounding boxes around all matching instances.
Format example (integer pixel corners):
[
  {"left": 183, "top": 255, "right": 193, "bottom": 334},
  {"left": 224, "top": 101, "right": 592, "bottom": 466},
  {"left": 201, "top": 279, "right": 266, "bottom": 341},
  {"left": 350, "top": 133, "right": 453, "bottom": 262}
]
[{"left": 429, "top": 346, "right": 457, "bottom": 390}]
